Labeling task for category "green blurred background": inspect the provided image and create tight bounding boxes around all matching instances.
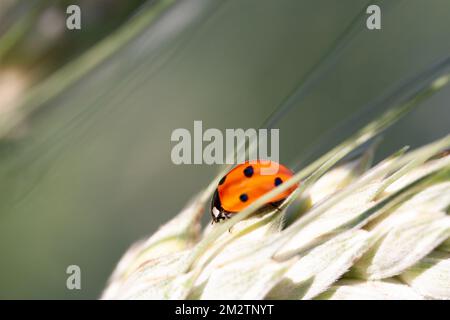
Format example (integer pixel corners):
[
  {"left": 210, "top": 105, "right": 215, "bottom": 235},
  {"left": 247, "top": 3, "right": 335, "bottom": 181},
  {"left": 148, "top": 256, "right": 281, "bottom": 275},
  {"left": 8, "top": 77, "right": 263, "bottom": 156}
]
[{"left": 0, "top": 0, "right": 449, "bottom": 299}]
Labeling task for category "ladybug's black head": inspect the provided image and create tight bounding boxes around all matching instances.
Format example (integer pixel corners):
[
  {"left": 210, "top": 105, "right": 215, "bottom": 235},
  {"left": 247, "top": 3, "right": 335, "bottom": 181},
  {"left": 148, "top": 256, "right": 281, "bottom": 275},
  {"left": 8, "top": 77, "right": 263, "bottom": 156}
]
[{"left": 210, "top": 189, "right": 229, "bottom": 223}]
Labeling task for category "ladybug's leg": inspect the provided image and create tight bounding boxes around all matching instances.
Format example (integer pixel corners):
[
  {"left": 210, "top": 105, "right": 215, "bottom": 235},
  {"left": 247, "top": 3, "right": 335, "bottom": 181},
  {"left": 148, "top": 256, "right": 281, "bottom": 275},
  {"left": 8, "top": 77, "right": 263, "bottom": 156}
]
[{"left": 222, "top": 213, "right": 235, "bottom": 233}]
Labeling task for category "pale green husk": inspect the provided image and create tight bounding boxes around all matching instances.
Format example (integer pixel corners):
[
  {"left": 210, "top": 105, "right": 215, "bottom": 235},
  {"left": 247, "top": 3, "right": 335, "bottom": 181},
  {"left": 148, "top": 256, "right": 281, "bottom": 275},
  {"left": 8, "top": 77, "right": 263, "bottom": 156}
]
[{"left": 102, "top": 137, "right": 450, "bottom": 300}]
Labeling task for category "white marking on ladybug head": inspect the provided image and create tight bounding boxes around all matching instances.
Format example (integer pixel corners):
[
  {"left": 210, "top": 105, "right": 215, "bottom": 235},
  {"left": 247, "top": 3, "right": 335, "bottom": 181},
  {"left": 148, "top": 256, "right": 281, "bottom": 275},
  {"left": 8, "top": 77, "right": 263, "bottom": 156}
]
[{"left": 212, "top": 206, "right": 221, "bottom": 218}]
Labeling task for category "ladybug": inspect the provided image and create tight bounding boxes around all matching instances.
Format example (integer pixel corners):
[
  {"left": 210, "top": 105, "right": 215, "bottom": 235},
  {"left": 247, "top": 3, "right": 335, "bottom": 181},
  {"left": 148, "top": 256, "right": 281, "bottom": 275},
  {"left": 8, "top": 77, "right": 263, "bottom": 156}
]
[{"left": 210, "top": 160, "right": 298, "bottom": 223}]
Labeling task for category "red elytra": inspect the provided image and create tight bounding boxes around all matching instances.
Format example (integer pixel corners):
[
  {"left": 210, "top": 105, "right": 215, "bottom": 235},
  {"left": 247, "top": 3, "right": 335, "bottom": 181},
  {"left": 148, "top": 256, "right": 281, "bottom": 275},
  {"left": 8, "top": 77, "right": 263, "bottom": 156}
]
[{"left": 210, "top": 160, "right": 298, "bottom": 223}]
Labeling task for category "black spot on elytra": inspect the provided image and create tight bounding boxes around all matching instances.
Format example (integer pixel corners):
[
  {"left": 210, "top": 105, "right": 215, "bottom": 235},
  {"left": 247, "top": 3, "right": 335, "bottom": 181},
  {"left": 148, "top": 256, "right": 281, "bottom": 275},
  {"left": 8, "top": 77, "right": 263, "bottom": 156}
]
[
  {"left": 243, "top": 166, "right": 254, "bottom": 178},
  {"left": 274, "top": 177, "right": 283, "bottom": 186},
  {"left": 239, "top": 193, "right": 249, "bottom": 202},
  {"left": 218, "top": 175, "right": 226, "bottom": 185}
]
